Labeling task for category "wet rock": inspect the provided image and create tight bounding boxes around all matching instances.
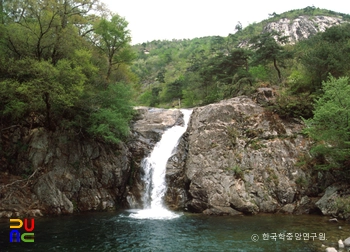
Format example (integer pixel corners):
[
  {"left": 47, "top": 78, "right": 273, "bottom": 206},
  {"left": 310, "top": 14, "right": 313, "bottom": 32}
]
[
  {"left": 279, "top": 204, "right": 295, "bottom": 214},
  {"left": 127, "top": 108, "right": 185, "bottom": 208},
  {"left": 325, "top": 247, "right": 337, "bottom": 252},
  {"left": 344, "top": 237, "right": 350, "bottom": 247},
  {"left": 316, "top": 185, "right": 342, "bottom": 215},
  {"left": 203, "top": 206, "right": 242, "bottom": 216},
  {"left": 26, "top": 209, "right": 43, "bottom": 217},
  {"left": 294, "top": 196, "right": 320, "bottom": 215},
  {"left": 132, "top": 107, "right": 184, "bottom": 143},
  {"left": 34, "top": 174, "right": 74, "bottom": 214},
  {"left": 338, "top": 239, "right": 344, "bottom": 249}
]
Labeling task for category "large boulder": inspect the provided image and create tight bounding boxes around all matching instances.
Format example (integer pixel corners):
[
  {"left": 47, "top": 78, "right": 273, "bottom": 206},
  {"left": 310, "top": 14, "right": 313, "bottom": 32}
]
[
  {"left": 166, "top": 97, "right": 314, "bottom": 215},
  {"left": 315, "top": 185, "right": 341, "bottom": 216},
  {"left": 315, "top": 184, "right": 350, "bottom": 218},
  {"left": 344, "top": 237, "right": 350, "bottom": 247}
]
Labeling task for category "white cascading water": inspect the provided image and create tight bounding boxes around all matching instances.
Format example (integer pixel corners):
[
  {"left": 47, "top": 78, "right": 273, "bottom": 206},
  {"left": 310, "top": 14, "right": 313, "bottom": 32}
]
[{"left": 130, "top": 109, "right": 192, "bottom": 220}]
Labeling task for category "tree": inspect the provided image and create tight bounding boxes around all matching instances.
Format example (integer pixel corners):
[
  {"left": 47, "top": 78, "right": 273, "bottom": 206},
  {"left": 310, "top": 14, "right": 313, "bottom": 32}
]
[
  {"left": 2, "top": 0, "right": 98, "bottom": 63},
  {"left": 87, "top": 83, "right": 134, "bottom": 143},
  {"left": 93, "top": 14, "right": 134, "bottom": 85},
  {"left": 299, "top": 23, "right": 350, "bottom": 92},
  {"left": 303, "top": 76, "right": 350, "bottom": 176},
  {"left": 166, "top": 77, "right": 184, "bottom": 102},
  {"left": 0, "top": 0, "right": 136, "bottom": 145},
  {"left": 250, "top": 31, "right": 291, "bottom": 82},
  {"left": 235, "top": 21, "right": 242, "bottom": 32},
  {"left": 200, "top": 49, "right": 252, "bottom": 97}
]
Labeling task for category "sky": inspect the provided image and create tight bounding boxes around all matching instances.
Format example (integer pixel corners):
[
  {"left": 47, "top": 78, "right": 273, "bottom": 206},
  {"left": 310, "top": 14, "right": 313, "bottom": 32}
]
[{"left": 101, "top": 0, "right": 349, "bottom": 45}]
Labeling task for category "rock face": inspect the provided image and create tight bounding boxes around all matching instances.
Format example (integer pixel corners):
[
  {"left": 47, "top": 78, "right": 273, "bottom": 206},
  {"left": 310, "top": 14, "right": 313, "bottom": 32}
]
[
  {"left": 0, "top": 127, "right": 131, "bottom": 217},
  {"left": 264, "top": 16, "right": 345, "bottom": 44},
  {"left": 166, "top": 97, "right": 316, "bottom": 215},
  {"left": 1, "top": 100, "right": 349, "bottom": 218},
  {"left": 0, "top": 107, "right": 183, "bottom": 217},
  {"left": 165, "top": 97, "right": 350, "bottom": 217}
]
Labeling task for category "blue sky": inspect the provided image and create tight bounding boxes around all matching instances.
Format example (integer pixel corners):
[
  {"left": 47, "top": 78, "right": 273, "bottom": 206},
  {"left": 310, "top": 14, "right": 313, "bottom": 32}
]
[{"left": 101, "top": 0, "right": 349, "bottom": 44}]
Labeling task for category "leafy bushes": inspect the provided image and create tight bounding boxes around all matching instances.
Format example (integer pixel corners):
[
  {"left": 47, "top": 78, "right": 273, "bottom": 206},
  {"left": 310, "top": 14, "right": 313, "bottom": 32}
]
[
  {"left": 303, "top": 76, "right": 350, "bottom": 176},
  {"left": 0, "top": 1, "right": 136, "bottom": 145},
  {"left": 87, "top": 84, "right": 134, "bottom": 144}
]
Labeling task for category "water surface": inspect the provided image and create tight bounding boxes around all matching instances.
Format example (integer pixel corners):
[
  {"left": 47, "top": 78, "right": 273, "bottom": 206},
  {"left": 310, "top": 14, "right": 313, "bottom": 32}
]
[{"left": 1, "top": 211, "right": 348, "bottom": 252}]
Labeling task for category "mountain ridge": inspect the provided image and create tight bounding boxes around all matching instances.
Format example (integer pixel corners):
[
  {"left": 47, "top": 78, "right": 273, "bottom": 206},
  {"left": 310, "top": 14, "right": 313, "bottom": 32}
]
[{"left": 131, "top": 6, "right": 350, "bottom": 109}]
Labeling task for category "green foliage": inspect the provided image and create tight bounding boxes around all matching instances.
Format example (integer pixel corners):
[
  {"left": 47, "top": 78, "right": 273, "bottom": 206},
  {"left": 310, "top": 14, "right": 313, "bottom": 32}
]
[
  {"left": 272, "top": 89, "right": 314, "bottom": 119},
  {"left": 150, "top": 87, "right": 162, "bottom": 107},
  {"left": 335, "top": 196, "right": 350, "bottom": 215},
  {"left": 93, "top": 14, "right": 134, "bottom": 83},
  {"left": 250, "top": 31, "right": 292, "bottom": 82},
  {"left": 304, "top": 76, "right": 350, "bottom": 175},
  {"left": 137, "top": 90, "right": 153, "bottom": 106},
  {"left": 87, "top": 83, "right": 134, "bottom": 144},
  {"left": 295, "top": 176, "right": 308, "bottom": 187},
  {"left": 0, "top": 0, "right": 136, "bottom": 147},
  {"left": 226, "top": 165, "right": 243, "bottom": 179},
  {"left": 165, "top": 77, "right": 184, "bottom": 101},
  {"left": 297, "top": 23, "right": 350, "bottom": 92},
  {"left": 131, "top": 12, "right": 349, "bottom": 119},
  {"left": 249, "top": 65, "right": 269, "bottom": 82}
]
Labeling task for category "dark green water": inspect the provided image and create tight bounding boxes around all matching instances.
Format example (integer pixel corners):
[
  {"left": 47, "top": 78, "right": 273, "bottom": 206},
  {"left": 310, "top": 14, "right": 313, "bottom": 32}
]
[{"left": 1, "top": 211, "right": 348, "bottom": 252}]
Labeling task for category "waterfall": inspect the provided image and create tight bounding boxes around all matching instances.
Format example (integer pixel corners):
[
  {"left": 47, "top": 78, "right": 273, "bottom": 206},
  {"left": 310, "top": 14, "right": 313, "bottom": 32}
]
[{"left": 130, "top": 109, "right": 192, "bottom": 219}]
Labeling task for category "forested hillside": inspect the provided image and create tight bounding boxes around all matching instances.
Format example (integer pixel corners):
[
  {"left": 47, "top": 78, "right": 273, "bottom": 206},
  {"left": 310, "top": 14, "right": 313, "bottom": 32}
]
[
  {"left": 132, "top": 6, "right": 350, "bottom": 112},
  {"left": 0, "top": 0, "right": 137, "bottom": 144},
  {"left": 1, "top": 3, "right": 350, "bottom": 178},
  {"left": 131, "top": 6, "right": 350, "bottom": 177}
]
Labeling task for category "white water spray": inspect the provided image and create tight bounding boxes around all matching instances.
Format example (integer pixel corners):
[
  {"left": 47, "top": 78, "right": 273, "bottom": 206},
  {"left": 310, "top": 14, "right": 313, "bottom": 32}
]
[{"left": 130, "top": 109, "right": 192, "bottom": 219}]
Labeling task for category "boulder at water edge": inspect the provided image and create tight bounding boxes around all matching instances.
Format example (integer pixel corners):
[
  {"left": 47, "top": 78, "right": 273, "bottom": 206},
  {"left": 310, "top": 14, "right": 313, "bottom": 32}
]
[
  {"left": 344, "top": 237, "right": 350, "bottom": 247},
  {"left": 325, "top": 247, "right": 337, "bottom": 252}
]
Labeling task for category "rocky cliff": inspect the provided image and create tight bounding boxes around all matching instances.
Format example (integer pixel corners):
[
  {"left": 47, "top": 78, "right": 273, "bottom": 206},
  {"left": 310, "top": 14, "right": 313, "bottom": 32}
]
[
  {"left": 0, "top": 107, "right": 183, "bottom": 217},
  {"left": 0, "top": 127, "right": 131, "bottom": 217},
  {"left": 1, "top": 98, "right": 349, "bottom": 219},
  {"left": 264, "top": 15, "right": 345, "bottom": 44},
  {"left": 165, "top": 95, "right": 350, "bottom": 219}
]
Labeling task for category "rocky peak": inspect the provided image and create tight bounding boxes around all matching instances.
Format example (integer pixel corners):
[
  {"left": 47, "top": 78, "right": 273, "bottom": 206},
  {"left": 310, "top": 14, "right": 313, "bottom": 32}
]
[{"left": 263, "top": 15, "right": 345, "bottom": 44}]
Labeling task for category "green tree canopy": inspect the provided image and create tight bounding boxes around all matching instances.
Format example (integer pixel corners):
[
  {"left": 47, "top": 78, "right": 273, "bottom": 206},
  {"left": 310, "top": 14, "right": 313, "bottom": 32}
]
[
  {"left": 0, "top": 0, "right": 136, "bottom": 145},
  {"left": 304, "top": 76, "right": 350, "bottom": 176},
  {"left": 298, "top": 23, "right": 350, "bottom": 92},
  {"left": 250, "top": 31, "right": 292, "bottom": 82},
  {"left": 93, "top": 14, "right": 134, "bottom": 85}
]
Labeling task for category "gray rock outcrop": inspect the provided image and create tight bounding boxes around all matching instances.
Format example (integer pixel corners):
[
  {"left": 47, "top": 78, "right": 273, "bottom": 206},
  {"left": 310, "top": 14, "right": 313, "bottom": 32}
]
[
  {"left": 1, "top": 98, "right": 350, "bottom": 218},
  {"left": 325, "top": 248, "right": 337, "bottom": 252},
  {"left": 0, "top": 127, "right": 131, "bottom": 216},
  {"left": 264, "top": 16, "right": 345, "bottom": 44},
  {"left": 0, "top": 107, "right": 184, "bottom": 217},
  {"left": 344, "top": 237, "right": 350, "bottom": 247},
  {"left": 166, "top": 97, "right": 314, "bottom": 215}
]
